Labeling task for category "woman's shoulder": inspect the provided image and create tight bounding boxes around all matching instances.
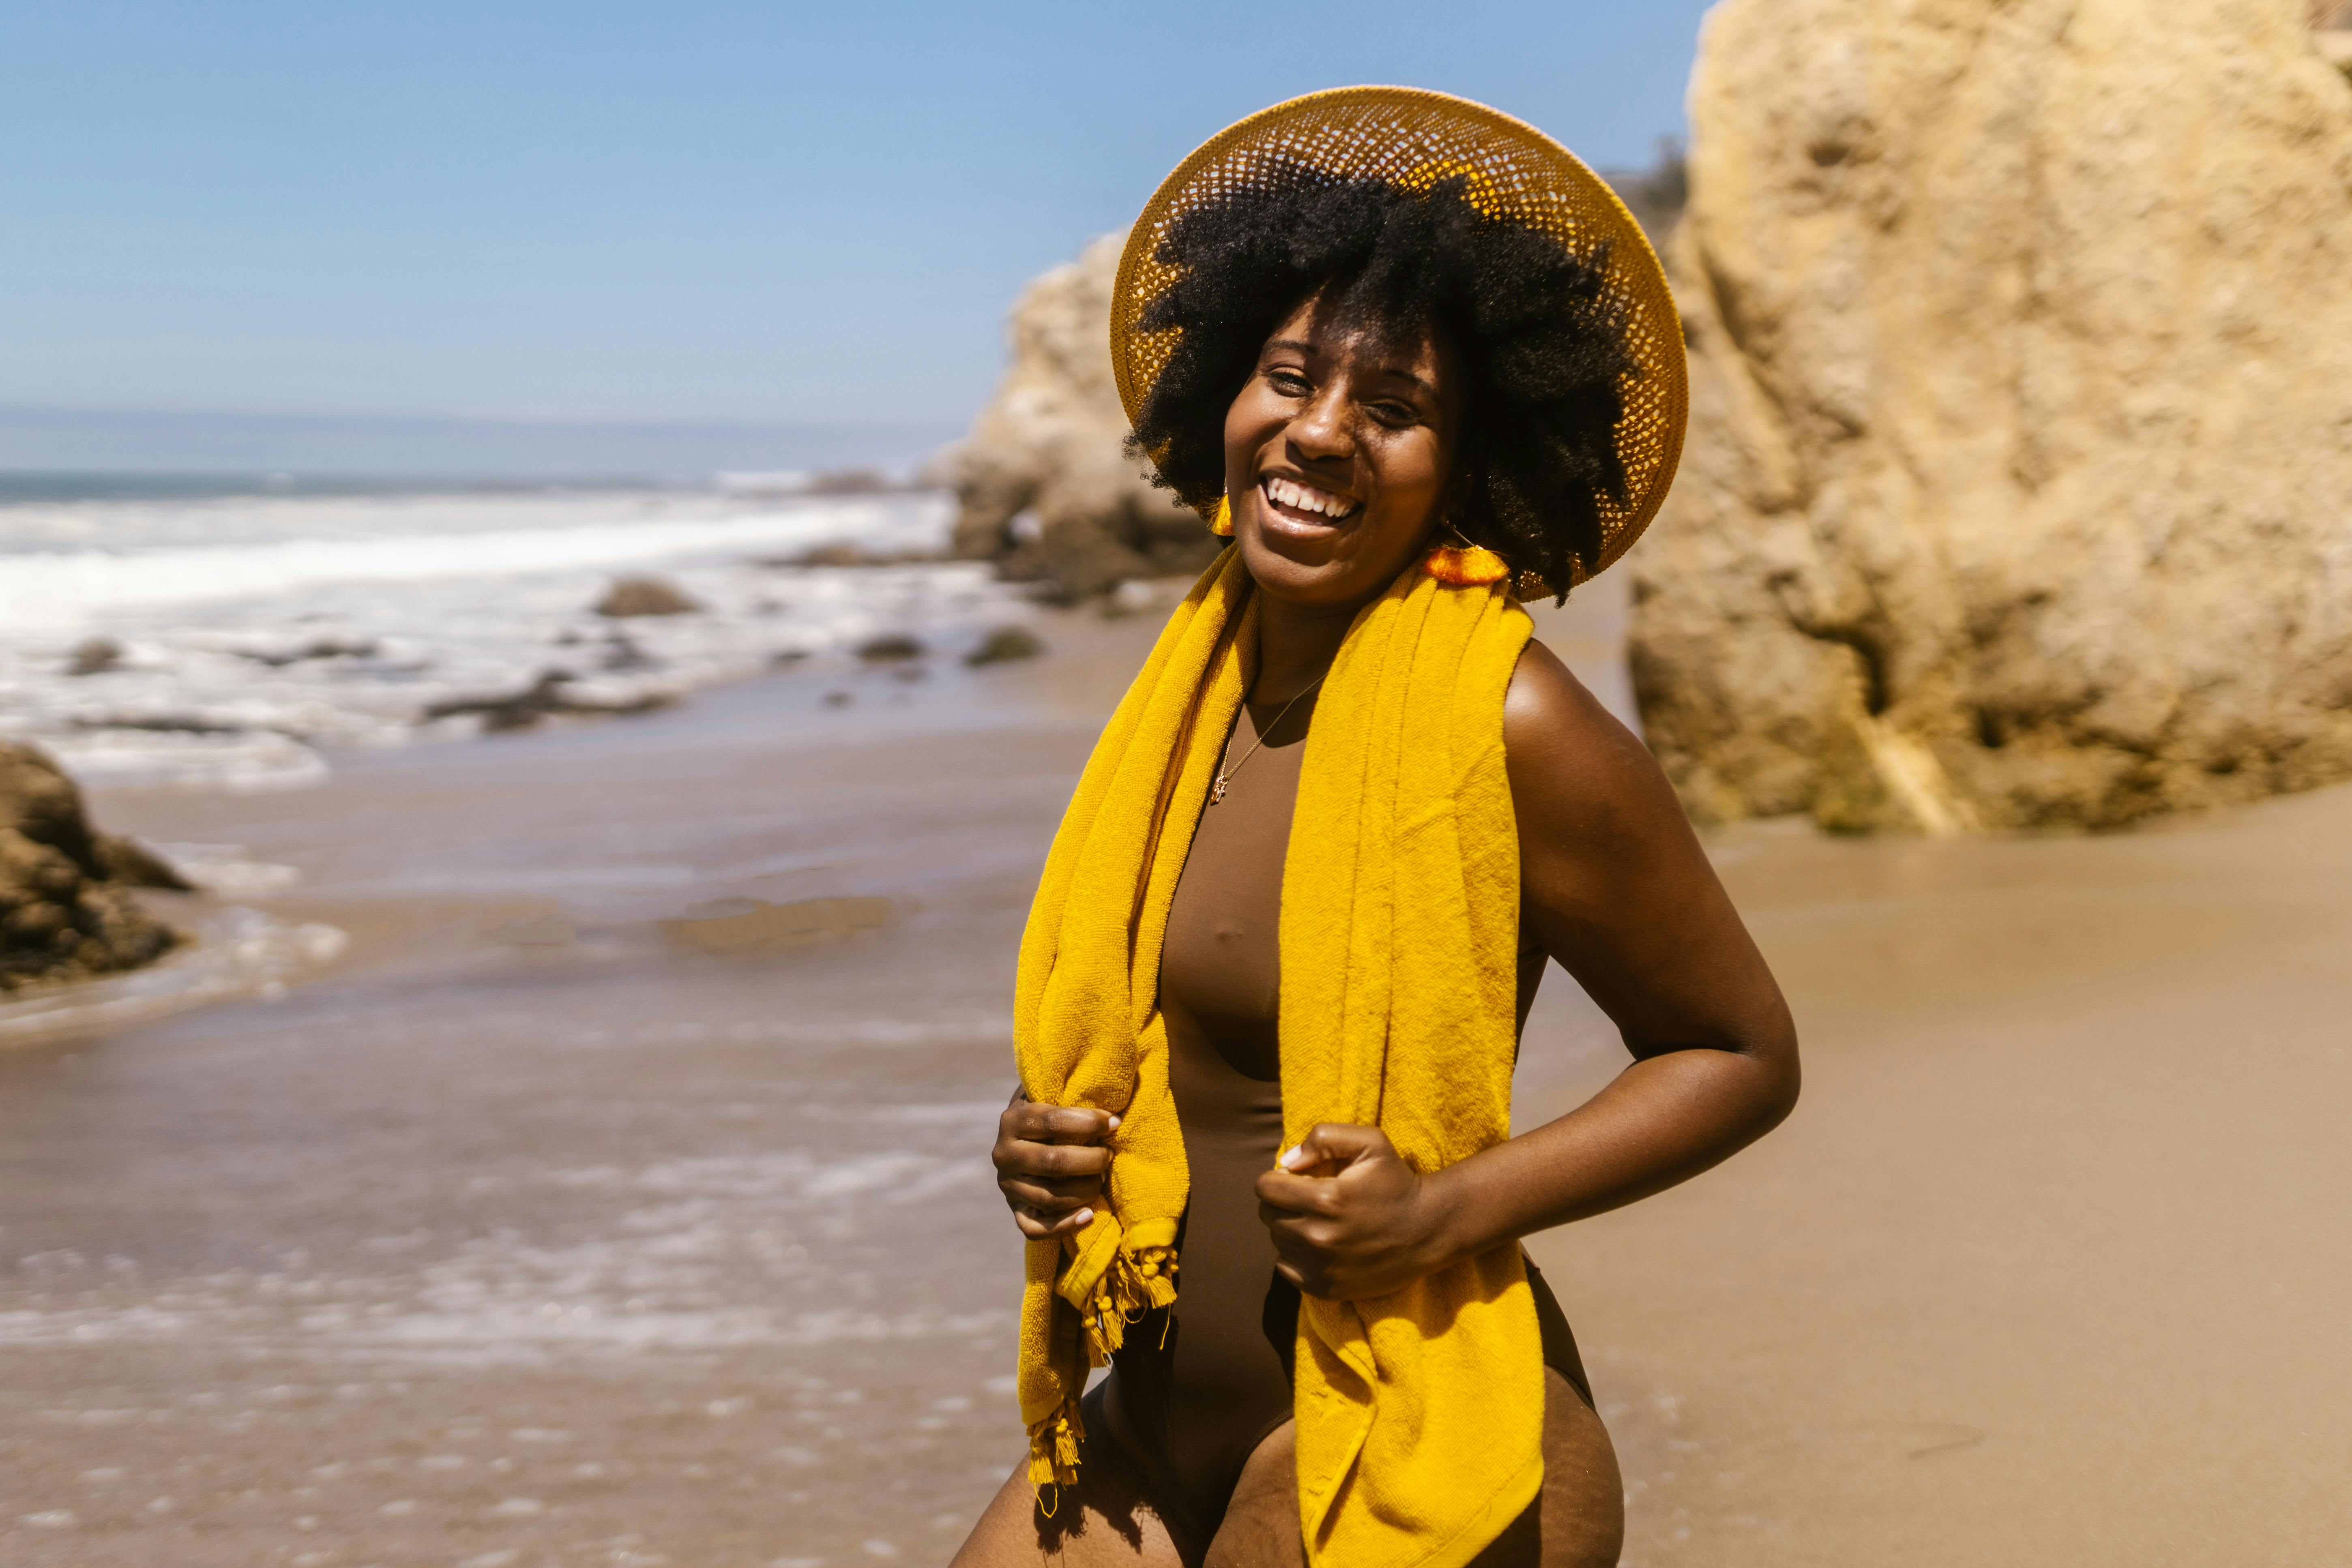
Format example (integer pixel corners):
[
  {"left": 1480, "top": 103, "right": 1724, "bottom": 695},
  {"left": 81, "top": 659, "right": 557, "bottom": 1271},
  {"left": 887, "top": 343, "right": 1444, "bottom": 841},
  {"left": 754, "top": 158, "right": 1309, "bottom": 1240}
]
[{"left": 1501, "top": 640, "right": 1691, "bottom": 852}]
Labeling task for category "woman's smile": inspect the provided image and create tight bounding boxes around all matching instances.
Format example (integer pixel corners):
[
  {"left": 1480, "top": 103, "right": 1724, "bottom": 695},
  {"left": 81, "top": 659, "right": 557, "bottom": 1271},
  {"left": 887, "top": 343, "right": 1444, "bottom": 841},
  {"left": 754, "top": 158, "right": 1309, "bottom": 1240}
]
[{"left": 1257, "top": 472, "right": 1363, "bottom": 537}]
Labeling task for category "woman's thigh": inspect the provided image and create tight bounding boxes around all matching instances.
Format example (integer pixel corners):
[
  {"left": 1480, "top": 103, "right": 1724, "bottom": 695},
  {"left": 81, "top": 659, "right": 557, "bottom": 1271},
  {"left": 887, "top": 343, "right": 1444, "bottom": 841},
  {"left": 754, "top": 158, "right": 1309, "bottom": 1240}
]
[
  {"left": 1497, "top": 1368, "right": 1625, "bottom": 1568},
  {"left": 1203, "top": 1369, "right": 1622, "bottom": 1568},
  {"left": 949, "top": 1389, "right": 1194, "bottom": 1568}
]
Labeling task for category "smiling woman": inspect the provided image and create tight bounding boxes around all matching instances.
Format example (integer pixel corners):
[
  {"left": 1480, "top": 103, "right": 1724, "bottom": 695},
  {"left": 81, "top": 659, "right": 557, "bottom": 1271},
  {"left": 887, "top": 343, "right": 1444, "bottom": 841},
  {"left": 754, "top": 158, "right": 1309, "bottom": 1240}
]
[
  {"left": 957, "top": 88, "right": 1793, "bottom": 1568},
  {"left": 1130, "top": 168, "right": 1636, "bottom": 601}
]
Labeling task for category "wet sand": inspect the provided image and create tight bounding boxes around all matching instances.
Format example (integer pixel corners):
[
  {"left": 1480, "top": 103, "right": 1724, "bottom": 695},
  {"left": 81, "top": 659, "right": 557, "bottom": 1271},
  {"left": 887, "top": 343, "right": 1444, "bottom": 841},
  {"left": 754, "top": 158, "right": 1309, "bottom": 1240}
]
[
  {"left": 0, "top": 611, "right": 1164, "bottom": 1568},
  {"left": 2, "top": 578, "right": 2347, "bottom": 1566}
]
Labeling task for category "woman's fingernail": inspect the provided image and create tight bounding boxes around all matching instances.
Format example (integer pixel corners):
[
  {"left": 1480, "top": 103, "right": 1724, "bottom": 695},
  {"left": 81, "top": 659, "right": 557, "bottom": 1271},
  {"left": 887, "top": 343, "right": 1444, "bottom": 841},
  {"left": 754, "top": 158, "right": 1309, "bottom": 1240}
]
[
  {"left": 1279, "top": 1145, "right": 1305, "bottom": 1170},
  {"left": 1105, "top": 1115, "right": 1120, "bottom": 1131},
  {"left": 1072, "top": 1208, "right": 1094, "bottom": 1227}
]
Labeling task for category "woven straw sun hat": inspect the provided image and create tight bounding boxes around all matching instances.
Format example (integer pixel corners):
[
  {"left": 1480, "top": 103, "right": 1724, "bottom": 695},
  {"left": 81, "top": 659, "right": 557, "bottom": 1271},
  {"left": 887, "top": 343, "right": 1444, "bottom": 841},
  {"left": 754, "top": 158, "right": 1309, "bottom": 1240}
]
[{"left": 1111, "top": 85, "right": 1687, "bottom": 586}]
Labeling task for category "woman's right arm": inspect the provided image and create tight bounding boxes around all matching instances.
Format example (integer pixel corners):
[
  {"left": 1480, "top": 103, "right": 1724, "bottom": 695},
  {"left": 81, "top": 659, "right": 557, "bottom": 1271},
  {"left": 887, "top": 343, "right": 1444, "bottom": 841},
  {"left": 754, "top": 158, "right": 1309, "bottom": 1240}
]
[{"left": 991, "top": 1090, "right": 1117, "bottom": 1241}]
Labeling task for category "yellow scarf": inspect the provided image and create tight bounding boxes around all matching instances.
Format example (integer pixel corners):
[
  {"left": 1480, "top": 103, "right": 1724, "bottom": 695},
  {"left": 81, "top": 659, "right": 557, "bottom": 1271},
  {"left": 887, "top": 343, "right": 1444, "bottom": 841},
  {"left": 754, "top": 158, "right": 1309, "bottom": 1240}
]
[{"left": 1013, "top": 547, "right": 1542, "bottom": 1568}]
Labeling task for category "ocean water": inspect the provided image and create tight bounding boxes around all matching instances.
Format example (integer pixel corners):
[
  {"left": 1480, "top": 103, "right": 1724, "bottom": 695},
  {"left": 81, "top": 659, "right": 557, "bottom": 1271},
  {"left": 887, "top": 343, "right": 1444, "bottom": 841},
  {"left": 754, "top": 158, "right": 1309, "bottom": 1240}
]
[{"left": 0, "top": 483, "right": 1024, "bottom": 790}]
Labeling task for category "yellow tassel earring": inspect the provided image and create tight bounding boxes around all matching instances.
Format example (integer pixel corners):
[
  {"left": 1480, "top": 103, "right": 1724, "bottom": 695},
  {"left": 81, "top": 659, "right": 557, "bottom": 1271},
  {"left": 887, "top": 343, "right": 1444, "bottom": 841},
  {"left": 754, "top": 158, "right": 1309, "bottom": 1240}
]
[
  {"left": 1208, "top": 495, "right": 1235, "bottom": 536},
  {"left": 1422, "top": 523, "right": 1509, "bottom": 586}
]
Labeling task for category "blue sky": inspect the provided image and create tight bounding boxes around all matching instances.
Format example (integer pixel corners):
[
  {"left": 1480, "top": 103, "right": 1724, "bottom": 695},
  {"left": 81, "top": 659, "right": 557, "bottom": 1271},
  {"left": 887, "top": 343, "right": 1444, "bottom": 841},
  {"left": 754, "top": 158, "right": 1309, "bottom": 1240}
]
[{"left": 0, "top": 2, "right": 1716, "bottom": 466}]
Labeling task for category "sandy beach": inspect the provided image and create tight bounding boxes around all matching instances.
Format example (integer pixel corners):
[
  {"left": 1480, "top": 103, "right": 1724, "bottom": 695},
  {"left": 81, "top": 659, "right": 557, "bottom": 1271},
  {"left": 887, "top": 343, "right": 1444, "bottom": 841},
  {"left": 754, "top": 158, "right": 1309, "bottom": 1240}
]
[
  {"left": 2, "top": 577, "right": 2347, "bottom": 1566},
  {"left": 1526, "top": 728, "right": 2352, "bottom": 1562}
]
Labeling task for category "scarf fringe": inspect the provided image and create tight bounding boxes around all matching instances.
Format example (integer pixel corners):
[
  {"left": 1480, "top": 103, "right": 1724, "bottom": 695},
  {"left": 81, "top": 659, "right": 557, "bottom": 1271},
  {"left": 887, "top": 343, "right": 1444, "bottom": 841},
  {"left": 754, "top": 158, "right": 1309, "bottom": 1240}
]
[
  {"left": 1027, "top": 1245, "right": 1179, "bottom": 1496},
  {"left": 1078, "top": 1244, "right": 1179, "bottom": 1364},
  {"left": 1026, "top": 1395, "right": 1086, "bottom": 1489}
]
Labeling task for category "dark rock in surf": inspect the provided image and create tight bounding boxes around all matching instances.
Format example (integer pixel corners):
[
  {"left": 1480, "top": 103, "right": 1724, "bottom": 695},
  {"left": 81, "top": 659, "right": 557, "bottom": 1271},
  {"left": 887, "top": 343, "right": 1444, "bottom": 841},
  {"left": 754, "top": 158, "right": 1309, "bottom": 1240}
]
[
  {"left": 423, "top": 671, "right": 673, "bottom": 734},
  {"left": 96, "top": 833, "right": 195, "bottom": 892},
  {"left": 855, "top": 633, "right": 925, "bottom": 662},
  {"left": 0, "top": 741, "right": 185, "bottom": 994},
  {"left": 67, "top": 638, "right": 124, "bottom": 677},
  {"left": 234, "top": 636, "right": 380, "bottom": 667},
  {"left": 965, "top": 626, "right": 1044, "bottom": 666},
  {"left": 594, "top": 576, "right": 703, "bottom": 618}
]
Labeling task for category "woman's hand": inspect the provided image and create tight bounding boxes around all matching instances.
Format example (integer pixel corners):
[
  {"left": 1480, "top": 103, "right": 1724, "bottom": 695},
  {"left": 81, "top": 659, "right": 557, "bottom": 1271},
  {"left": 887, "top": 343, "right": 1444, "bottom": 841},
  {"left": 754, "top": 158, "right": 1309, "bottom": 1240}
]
[
  {"left": 1254, "top": 1123, "right": 1459, "bottom": 1301},
  {"left": 992, "top": 1088, "right": 1117, "bottom": 1243}
]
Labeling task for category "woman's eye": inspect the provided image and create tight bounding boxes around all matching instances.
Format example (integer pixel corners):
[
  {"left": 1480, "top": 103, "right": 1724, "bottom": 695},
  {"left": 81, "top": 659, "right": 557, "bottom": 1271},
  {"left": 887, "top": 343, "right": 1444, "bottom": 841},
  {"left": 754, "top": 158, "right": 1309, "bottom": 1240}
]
[
  {"left": 1369, "top": 402, "right": 1416, "bottom": 427},
  {"left": 1267, "top": 370, "right": 1311, "bottom": 396}
]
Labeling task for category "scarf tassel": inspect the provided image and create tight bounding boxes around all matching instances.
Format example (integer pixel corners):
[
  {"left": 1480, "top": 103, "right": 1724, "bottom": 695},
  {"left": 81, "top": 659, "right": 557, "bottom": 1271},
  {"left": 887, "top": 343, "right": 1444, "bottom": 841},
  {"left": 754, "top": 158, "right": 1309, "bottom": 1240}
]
[
  {"left": 1026, "top": 1396, "right": 1086, "bottom": 1490},
  {"left": 1079, "top": 1244, "right": 1179, "bottom": 1364}
]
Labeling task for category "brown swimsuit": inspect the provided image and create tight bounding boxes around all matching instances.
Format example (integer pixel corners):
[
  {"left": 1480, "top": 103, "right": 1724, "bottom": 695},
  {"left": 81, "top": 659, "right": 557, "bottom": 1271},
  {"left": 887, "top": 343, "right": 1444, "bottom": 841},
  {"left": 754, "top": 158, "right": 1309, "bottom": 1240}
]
[{"left": 1099, "top": 691, "right": 1592, "bottom": 1544}]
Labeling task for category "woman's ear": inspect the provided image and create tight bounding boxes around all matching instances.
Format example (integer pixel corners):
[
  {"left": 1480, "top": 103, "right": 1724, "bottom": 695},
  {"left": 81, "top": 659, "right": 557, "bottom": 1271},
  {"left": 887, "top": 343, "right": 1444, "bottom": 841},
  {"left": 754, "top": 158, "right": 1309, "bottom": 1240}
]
[{"left": 1432, "top": 468, "right": 1474, "bottom": 543}]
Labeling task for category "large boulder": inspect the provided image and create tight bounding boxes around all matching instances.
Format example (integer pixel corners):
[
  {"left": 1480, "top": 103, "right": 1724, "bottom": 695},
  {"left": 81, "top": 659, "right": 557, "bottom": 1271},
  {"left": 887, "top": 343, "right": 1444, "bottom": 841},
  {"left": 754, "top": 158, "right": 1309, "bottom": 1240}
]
[
  {"left": 945, "top": 232, "right": 1222, "bottom": 599},
  {"left": 1629, "top": 0, "right": 2352, "bottom": 832},
  {"left": 0, "top": 741, "right": 184, "bottom": 993}
]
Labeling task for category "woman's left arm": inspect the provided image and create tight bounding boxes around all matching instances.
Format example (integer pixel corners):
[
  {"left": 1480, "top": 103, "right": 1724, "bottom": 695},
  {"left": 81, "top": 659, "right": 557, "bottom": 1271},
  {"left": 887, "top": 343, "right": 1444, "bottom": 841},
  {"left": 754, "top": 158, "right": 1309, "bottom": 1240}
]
[{"left": 1257, "top": 641, "right": 1800, "bottom": 1301}]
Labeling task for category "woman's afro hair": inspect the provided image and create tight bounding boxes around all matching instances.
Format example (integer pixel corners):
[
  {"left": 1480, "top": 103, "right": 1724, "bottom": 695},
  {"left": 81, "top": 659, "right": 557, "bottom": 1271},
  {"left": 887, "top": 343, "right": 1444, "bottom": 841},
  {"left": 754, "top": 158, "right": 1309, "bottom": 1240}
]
[{"left": 1127, "top": 166, "right": 1638, "bottom": 597}]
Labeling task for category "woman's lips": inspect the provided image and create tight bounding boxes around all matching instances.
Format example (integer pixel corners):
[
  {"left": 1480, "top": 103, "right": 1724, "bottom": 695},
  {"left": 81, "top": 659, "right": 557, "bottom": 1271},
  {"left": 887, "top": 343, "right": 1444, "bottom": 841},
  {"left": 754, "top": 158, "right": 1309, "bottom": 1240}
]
[{"left": 1258, "top": 475, "right": 1362, "bottom": 538}]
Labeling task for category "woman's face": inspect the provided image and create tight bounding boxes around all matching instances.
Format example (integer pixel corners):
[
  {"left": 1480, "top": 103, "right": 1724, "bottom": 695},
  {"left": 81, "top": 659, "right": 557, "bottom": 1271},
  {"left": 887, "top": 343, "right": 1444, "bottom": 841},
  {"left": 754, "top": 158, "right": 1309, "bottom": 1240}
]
[{"left": 1222, "top": 294, "right": 1461, "bottom": 613}]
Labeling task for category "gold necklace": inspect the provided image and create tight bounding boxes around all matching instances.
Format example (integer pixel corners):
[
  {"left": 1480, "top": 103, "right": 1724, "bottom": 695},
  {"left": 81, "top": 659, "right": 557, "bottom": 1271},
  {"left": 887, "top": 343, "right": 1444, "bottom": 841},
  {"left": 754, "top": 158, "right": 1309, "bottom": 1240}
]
[{"left": 1210, "top": 674, "right": 1326, "bottom": 804}]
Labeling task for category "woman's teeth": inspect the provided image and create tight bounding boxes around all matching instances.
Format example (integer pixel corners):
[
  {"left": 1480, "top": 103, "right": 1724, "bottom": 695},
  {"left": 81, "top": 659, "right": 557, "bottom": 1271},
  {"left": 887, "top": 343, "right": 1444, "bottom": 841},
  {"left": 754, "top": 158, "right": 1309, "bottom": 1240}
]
[{"left": 1262, "top": 476, "right": 1360, "bottom": 522}]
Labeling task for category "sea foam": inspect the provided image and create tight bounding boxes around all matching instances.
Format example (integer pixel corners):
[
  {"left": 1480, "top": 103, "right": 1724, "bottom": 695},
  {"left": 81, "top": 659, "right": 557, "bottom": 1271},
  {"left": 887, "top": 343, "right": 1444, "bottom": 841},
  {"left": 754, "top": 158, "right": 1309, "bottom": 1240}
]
[{"left": 0, "top": 487, "right": 1027, "bottom": 789}]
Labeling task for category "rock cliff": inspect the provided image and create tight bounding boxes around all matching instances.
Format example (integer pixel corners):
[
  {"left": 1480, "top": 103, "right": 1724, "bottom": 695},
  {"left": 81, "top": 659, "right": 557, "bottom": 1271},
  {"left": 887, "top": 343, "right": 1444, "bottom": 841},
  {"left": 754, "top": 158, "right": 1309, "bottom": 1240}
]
[
  {"left": 1629, "top": 0, "right": 2352, "bottom": 832},
  {"left": 0, "top": 741, "right": 184, "bottom": 993},
  {"left": 946, "top": 233, "right": 1222, "bottom": 599}
]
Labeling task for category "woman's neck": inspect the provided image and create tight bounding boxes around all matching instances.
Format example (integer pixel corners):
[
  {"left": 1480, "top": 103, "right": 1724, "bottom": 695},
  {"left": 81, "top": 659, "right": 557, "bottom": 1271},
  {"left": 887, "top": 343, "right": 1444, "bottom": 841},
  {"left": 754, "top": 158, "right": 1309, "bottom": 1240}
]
[{"left": 1251, "top": 592, "right": 1361, "bottom": 704}]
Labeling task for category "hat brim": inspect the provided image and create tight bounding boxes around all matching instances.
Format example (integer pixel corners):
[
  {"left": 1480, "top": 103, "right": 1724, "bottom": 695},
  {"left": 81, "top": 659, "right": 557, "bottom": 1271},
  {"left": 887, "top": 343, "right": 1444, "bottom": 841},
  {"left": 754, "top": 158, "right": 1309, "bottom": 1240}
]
[{"left": 1111, "top": 86, "right": 1688, "bottom": 586}]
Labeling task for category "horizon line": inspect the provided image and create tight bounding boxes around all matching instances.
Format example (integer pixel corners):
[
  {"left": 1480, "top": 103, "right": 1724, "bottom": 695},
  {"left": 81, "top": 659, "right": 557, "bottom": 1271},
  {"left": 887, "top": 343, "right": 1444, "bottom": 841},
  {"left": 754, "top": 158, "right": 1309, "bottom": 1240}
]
[{"left": 0, "top": 404, "right": 964, "bottom": 435}]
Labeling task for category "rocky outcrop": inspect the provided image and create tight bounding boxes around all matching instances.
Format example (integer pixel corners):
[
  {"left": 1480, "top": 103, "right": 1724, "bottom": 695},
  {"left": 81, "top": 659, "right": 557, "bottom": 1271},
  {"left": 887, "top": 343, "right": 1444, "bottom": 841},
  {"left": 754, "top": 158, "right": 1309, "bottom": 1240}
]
[
  {"left": 0, "top": 741, "right": 184, "bottom": 993},
  {"left": 1629, "top": 0, "right": 2352, "bottom": 832},
  {"left": 1605, "top": 142, "right": 1690, "bottom": 242},
  {"left": 2317, "top": 27, "right": 2352, "bottom": 79},
  {"left": 945, "top": 233, "right": 1221, "bottom": 600}
]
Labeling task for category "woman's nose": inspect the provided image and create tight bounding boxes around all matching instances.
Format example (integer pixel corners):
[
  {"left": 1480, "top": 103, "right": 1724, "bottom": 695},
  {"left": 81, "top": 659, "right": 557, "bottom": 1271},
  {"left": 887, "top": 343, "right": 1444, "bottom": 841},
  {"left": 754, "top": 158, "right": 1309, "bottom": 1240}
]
[{"left": 1286, "top": 385, "right": 1355, "bottom": 461}]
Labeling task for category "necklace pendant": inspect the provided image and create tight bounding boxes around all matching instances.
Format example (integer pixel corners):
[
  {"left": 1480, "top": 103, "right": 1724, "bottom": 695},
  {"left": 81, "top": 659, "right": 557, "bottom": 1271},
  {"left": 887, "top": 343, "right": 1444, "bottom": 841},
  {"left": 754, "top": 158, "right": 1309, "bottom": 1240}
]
[{"left": 1209, "top": 775, "right": 1228, "bottom": 804}]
